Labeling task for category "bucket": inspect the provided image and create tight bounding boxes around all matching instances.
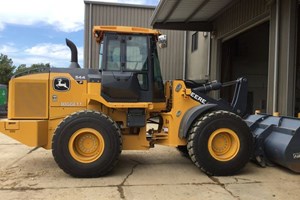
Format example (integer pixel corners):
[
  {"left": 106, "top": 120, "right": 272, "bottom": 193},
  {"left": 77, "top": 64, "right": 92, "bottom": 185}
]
[{"left": 245, "top": 114, "right": 300, "bottom": 173}]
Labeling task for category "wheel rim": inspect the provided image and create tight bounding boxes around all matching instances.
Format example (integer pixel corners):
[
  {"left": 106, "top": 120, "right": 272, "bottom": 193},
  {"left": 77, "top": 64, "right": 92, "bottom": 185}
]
[
  {"left": 68, "top": 128, "right": 105, "bottom": 163},
  {"left": 208, "top": 128, "right": 240, "bottom": 162}
]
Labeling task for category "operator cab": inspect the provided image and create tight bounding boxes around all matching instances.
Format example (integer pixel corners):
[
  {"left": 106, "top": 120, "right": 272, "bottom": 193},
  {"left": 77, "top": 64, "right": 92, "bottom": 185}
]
[{"left": 94, "top": 26, "right": 165, "bottom": 103}]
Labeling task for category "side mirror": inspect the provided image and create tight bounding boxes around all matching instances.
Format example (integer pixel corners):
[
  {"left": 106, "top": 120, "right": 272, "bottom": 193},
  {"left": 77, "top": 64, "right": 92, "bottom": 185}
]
[{"left": 158, "top": 35, "right": 167, "bottom": 48}]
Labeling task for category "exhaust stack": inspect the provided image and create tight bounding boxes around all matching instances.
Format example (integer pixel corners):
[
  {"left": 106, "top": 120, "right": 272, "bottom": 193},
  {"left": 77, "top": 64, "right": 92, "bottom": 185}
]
[{"left": 66, "top": 38, "right": 81, "bottom": 68}]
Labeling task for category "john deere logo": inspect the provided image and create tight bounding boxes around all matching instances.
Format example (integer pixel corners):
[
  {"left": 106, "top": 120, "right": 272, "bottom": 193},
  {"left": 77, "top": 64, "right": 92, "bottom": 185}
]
[{"left": 54, "top": 78, "right": 70, "bottom": 91}]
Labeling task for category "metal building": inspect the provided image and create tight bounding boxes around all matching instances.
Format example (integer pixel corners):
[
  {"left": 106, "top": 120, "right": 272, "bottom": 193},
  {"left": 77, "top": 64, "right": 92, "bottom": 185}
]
[
  {"left": 84, "top": 1, "right": 185, "bottom": 80},
  {"left": 151, "top": 0, "right": 300, "bottom": 116}
]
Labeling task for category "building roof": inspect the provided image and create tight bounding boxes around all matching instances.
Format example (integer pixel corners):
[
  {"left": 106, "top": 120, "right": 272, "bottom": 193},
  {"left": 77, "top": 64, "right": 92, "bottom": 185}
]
[
  {"left": 150, "top": 0, "right": 234, "bottom": 31},
  {"left": 84, "top": 0, "right": 156, "bottom": 9}
]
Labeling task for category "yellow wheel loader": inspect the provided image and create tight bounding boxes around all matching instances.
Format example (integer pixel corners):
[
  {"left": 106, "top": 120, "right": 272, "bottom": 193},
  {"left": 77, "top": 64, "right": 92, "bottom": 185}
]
[{"left": 0, "top": 26, "right": 253, "bottom": 177}]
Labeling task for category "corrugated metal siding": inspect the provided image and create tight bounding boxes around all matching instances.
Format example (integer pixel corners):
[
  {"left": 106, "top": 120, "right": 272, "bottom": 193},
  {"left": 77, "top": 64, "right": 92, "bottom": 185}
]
[
  {"left": 213, "top": 0, "right": 270, "bottom": 38},
  {"left": 84, "top": 2, "right": 184, "bottom": 80},
  {"left": 157, "top": 30, "right": 184, "bottom": 80}
]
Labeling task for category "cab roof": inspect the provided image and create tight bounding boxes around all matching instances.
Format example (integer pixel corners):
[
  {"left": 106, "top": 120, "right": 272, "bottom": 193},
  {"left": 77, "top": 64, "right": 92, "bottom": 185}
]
[{"left": 93, "top": 26, "right": 160, "bottom": 43}]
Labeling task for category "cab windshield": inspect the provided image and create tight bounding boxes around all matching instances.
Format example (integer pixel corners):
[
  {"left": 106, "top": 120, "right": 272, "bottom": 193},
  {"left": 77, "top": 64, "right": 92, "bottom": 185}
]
[{"left": 99, "top": 34, "right": 148, "bottom": 72}]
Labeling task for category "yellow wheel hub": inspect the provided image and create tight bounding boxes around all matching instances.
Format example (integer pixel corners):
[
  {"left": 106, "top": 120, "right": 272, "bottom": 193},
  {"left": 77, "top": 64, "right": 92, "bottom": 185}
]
[
  {"left": 69, "top": 128, "right": 105, "bottom": 163},
  {"left": 208, "top": 128, "right": 240, "bottom": 162}
]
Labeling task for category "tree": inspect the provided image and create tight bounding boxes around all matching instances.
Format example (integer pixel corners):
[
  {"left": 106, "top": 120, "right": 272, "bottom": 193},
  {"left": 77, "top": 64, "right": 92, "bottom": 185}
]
[
  {"left": 0, "top": 54, "right": 15, "bottom": 85},
  {"left": 0, "top": 53, "right": 51, "bottom": 84}
]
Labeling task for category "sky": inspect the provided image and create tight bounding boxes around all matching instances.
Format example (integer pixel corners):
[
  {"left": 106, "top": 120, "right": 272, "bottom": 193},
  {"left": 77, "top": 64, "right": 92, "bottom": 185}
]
[{"left": 0, "top": 0, "right": 159, "bottom": 68}]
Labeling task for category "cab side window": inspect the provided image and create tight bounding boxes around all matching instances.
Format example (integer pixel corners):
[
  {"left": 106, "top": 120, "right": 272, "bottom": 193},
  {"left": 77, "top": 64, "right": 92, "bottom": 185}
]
[
  {"left": 106, "top": 36, "right": 121, "bottom": 71},
  {"left": 125, "top": 36, "right": 149, "bottom": 90},
  {"left": 126, "top": 36, "right": 148, "bottom": 71}
]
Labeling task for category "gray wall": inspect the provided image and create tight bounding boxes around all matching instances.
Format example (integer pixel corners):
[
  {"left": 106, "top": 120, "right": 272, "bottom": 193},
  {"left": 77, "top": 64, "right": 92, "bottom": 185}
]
[
  {"left": 186, "top": 31, "right": 210, "bottom": 81},
  {"left": 84, "top": 1, "right": 185, "bottom": 80}
]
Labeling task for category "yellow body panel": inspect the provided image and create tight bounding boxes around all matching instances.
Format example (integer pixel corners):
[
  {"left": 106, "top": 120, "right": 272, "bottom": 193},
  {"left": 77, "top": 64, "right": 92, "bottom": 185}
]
[
  {"left": 0, "top": 119, "right": 48, "bottom": 147},
  {"left": 122, "top": 127, "right": 149, "bottom": 150},
  {"left": 49, "top": 73, "right": 87, "bottom": 108},
  {"left": 155, "top": 80, "right": 200, "bottom": 147}
]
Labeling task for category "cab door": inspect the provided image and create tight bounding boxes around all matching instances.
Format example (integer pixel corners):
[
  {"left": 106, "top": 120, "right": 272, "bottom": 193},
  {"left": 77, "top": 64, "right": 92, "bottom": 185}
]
[{"left": 101, "top": 33, "right": 153, "bottom": 102}]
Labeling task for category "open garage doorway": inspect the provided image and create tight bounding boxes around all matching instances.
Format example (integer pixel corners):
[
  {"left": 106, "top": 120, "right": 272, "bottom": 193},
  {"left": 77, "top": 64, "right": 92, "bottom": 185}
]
[{"left": 221, "top": 22, "right": 269, "bottom": 114}]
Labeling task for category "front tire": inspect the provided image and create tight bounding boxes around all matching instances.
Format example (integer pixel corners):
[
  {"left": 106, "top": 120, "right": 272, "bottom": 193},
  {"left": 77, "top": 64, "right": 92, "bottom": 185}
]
[
  {"left": 52, "top": 110, "right": 122, "bottom": 178},
  {"left": 187, "top": 110, "right": 252, "bottom": 176}
]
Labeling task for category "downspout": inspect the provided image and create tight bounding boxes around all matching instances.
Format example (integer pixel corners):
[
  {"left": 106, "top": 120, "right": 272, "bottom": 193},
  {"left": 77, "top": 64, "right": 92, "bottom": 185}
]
[
  {"left": 206, "top": 32, "right": 211, "bottom": 79},
  {"left": 183, "top": 31, "right": 187, "bottom": 79},
  {"left": 273, "top": 0, "right": 280, "bottom": 113},
  {"left": 88, "top": 3, "right": 93, "bottom": 69}
]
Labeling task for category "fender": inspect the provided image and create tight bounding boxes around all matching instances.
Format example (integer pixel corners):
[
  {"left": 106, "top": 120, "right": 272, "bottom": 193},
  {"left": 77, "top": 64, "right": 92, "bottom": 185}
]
[{"left": 179, "top": 104, "right": 218, "bottom": 139}]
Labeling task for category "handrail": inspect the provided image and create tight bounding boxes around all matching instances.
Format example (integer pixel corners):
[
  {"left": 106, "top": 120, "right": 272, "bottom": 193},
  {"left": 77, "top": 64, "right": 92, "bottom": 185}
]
[{"left": 13, "top": 67, "right": 50, "bottom": 78}]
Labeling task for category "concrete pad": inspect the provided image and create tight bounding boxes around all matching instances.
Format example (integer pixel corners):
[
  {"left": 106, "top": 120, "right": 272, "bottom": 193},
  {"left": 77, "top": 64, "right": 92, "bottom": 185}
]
[
  {"left": 1, "top": 132, "right": 300, "bottom": 200},
  {"left": 123, "top": 185, "right": 235, "bottom": 200},
  {"left": 125, "top": 164, "right": 212, "bottom": 185},
  {"left": 226, "top": 182, "right": 300, "bottom": 200},
  {"left": 0, "top": 134, "right": 32, "bottom": 170},
  {"left": 0, "top": 144, "right": 31, "bottom": 170},
  {"left": 120, "top": 146, "right": 213, "bottom": 185},
  {"left": 0, "top": 187, "right": 120, "bottom": 200},
  {"left": 216, "top": 162, "right": 300, "bottom": 184},
  {"left": 0, "top": 132, "right": 21, "bottom": 144},
  {"left": 0, "top": 148, "right": 135, "bottom": 189},
  {"left": 203, "top": 163, "right": 300, "bottom": 200}
]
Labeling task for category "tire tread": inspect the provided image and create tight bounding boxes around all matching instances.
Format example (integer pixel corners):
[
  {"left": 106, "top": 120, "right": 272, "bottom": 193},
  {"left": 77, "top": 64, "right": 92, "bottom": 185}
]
[
  {"left": 187, "top": 110, "right": 251, "bottom": 176},
  {"left": 52, "top": 110, "right": 122, "bottom": 178}
]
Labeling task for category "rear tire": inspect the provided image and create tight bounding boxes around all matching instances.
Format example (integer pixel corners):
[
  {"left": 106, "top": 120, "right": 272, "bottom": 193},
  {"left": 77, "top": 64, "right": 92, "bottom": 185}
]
[
  {"left": 187, "top": 110, "right": 252, "bottom": 176},
  {"left": 52, "top": 110, "right": 122, "bottom": 178}
]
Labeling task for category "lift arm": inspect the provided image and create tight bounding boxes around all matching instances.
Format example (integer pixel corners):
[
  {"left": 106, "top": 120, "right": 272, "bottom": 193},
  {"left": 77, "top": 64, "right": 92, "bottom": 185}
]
[{"left": 191, "top": 77, "right": 248, "bottom": 116}]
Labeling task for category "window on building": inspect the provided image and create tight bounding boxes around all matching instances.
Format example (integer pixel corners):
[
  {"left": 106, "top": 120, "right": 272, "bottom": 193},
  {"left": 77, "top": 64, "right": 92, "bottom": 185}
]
[{"left": 191, "top": 32, "right": 198, "bottom": 52}]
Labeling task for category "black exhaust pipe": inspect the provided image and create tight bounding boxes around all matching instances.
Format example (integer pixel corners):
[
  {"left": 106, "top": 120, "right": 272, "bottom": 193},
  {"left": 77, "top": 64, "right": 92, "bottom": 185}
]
[{"left": 66, "top": 38, "right": 81, "bottom": 68}]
